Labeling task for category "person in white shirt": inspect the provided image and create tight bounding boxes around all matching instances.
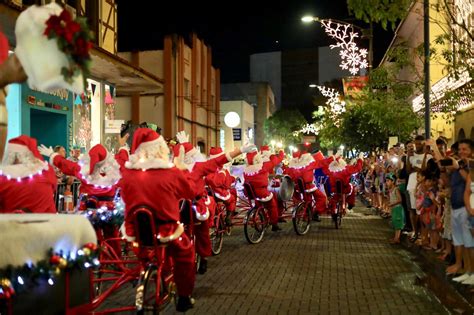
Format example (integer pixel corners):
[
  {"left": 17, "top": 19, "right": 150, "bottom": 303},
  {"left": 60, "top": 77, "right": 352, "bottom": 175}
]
[{"left": 406, "top": 135, "right": 433, "bottom": 241}]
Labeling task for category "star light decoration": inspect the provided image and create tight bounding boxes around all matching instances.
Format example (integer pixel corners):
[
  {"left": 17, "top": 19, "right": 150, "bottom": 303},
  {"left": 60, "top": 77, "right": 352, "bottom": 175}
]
[{"left": 320, "top": 19, "right": 368, "bottom": 75}]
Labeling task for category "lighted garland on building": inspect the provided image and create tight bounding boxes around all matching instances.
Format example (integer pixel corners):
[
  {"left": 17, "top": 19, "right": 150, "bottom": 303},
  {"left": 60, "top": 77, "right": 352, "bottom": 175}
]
[
  {"left": 293, "top": 123, "right": 321, "bottom": 136},
  {"left": 0, "top": 243, "right": 99, "bottom": 297},
  {"left": 320, "top": 19, "right": 368, "bottom": 75}
]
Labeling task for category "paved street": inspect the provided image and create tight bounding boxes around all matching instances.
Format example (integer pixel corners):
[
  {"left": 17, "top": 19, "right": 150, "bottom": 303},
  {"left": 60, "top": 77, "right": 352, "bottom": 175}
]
[
  {"left": 164, "top": 205, "right": 448, "bottom": 315},
  {"left": 105, "top": 204, "right": 449, "bottom": 314}
]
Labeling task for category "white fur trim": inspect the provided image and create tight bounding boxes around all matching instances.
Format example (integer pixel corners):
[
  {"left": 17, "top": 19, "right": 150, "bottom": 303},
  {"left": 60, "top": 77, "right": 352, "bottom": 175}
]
[
  {"left": 125, "top": 158, "right": 174, "bottom": 170},
  {"left": 0, "top": 161, "right": 49, "bottom": 180},
  {"left": 256, "top": 193, "right": 273, "bottom": 202},
  {"left": 244, "top": 164, "right": 264, "bottom": 175},
  {"left": 225, "top": 152, "right": 233, "bottom": 162},
  {"left": 49, "top": 152, "right": 59, "bottom": 166},
  {"left": 215, "top": 191, "right": 231, "bottom": 201},
  {"left": 157, "top": 223, "right": 184, "bottom": 243},
  {"left": 204, "top": 195, "right": 211, "bottom": 206},
  {"left": 328, "top": 161, "right": 345, "bottom": 173},
  {"left": 209, "top": 152, "right": 225, "bottom": 159},
  {"left": 194, "top": 206, "right": 210, "bottom": 221},
  {"left": 78, "top": 152, "right": 121, "bottom": 188},
  {"left": 305, "top": 185, "right": 318, "bottom": 193},
  {"left": 119, "top": 146, "right": 129, "bottom": 154},
  {"left": 120, "top": 223, "right": 135, "bottom": 242}
]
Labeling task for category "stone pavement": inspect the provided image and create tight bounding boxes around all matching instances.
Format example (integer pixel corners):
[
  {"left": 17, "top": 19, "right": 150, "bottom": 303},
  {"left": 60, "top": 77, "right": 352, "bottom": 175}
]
[{"left": 105, "top": 205, "right": 450, "bottom": 314}]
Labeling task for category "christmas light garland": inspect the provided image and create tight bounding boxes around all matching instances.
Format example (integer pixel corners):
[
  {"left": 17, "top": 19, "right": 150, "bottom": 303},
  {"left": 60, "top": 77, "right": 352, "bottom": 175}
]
[
  {"left": 82, "top": 197, "right": 125, "bottom": 228},
  {"left": 316, "top": 85, "right": 346, "bottom": 126},
  {"left": 0, "top": 243, "right": 99, "bottom": 298}
]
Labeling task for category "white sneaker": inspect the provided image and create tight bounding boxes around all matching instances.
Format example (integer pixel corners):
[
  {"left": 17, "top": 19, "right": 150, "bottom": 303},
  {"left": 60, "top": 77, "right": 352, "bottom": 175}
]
[
  {"left": 453, "top": 273, "right": 471, "bottom": 282},
  {"left": 461, "top": 275, "right": 474, "bottom": 285}
]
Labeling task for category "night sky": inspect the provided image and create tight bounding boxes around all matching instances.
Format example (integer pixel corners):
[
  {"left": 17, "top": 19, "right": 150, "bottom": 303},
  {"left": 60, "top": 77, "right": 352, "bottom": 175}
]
[{"left": 116, "top": 0, "right": 395, "bottom": 83}]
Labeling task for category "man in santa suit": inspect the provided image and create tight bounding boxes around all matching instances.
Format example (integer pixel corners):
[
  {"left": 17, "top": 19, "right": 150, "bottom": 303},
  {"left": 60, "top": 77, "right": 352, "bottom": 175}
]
[
  {"left": 117, "top": 128, "right": 198, "bottom": 312},
  {"left": 244, "top": 149, "right": 285, "bottom": 231},
  {"left": 296, "top": 151, "right": 331, "bottom": 221},
  {"left": 173, "top": 131, "right": 255, "bottom": 274},
  {"left": 39, "top": 143, "right": 121, "bottom": 210},
  {"left": 0, "top": 135, "right": 56, "bottom": 213},
  {"left": 325, "top": 153, "right": 364, "bottom": 214},
  {"left": 260, "top": 145, "right": 272, "bottom": 162},
  {"left": 205, "top": 147, "right": 237, "bottom": 226}
]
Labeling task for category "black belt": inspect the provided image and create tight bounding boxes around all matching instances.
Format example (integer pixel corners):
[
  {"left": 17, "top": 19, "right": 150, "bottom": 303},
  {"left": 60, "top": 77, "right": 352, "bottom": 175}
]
[{"left": 88, "top": 196, "right": 114, "bottom": 202}]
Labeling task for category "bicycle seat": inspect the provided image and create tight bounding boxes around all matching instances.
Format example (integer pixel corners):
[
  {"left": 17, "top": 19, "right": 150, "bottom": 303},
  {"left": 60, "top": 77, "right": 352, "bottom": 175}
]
[
  {"left": 335, "top": 180, "right": 343, "bottom": 194},
  {"left": 179, "top": 199, "right": 193, "bottom": 226},
  {"left": 132, "top": 206, "right": 158, "bottom": 247}
]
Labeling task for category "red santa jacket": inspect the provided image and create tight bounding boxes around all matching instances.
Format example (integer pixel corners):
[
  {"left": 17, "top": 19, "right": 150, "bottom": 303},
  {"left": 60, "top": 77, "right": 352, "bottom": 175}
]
[
  {"left": 300, "top": 160, "right": 321, "bottom": 192},
  {"left": 244, "top": 151, "right": 284, "bottom": 201},
  {"left": 52, "top": 155, "right": 116, "bottom": 198},
  {"left": 327, "top": 159, "right": 363, "bottom": 193},
  {"left": 0, "top": 166, "right": 57, "bottom": 213},
  {"left": 205, "top": 169, "right": 235, "bottom": 201},
  {"left": 120, "top": 165, "right": 197, "bottom": 237}
]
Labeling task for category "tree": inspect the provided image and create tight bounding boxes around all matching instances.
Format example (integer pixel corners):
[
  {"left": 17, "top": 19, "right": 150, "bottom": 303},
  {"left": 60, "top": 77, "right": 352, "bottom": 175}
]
[
  {"left": 316, "top": 47, "right": 421, "bottom": 151},
  {"left": 347, "top": 0, "right": 473, "bottom": 116},
  {"left": 263, "top": 109, "right": 307, "bottom": 145}
]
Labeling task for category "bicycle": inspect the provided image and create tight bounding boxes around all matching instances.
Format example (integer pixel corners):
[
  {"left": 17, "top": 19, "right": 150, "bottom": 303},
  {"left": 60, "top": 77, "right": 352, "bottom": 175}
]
[{"left": 291, "top": 178, "right": 312, "bottom": 235}]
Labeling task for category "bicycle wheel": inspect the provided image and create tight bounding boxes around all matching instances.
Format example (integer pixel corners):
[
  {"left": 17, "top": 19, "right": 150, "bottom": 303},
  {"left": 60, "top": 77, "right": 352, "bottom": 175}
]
[
  {"left": 136, "top": 264, "right": 162, "bottom": 315},
  {"left": 244, "top": 207, "right": 266, "bottom": 244},
  {"left": 210, "top": 215, "right": 224, "bottom": 255},
  {"left": 292, "top": 202, "right": 311, "bottom": 235}
]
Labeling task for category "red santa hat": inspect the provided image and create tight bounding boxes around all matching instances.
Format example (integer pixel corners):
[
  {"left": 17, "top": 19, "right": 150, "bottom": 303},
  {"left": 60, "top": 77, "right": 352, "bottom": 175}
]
[
  {"left": 209, "top": 147, "right": 224, "bottom": 159},
  {"left": 8, "top": 135, "right": 43, "bottom": 161},
  {"left": 260, "top": 145, "right": 270, "bottom": 153},
  {"left": 313, "top": 151, "right": 324, "bottom": 161},
  {"left": 292, "top": 151, "right": 301, "bottom": 159},
  {"left": 131, "top": 128, "right": 166, "bottom": 154},
  {"left": 246, "top": 151, "right": 258, "bottom": 165},
  {"left": 88, "top": 144, "right": 107, "bottom": 174}
]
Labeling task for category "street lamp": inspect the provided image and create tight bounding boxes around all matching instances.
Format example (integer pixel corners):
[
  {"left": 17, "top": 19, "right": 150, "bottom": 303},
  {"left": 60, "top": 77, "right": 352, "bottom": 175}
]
[
  {"left": 309, "top": 84, "right": 317, "bottom": 88},
  {"left": 301, "top": 15, "right": 373, "bottom": 73}
]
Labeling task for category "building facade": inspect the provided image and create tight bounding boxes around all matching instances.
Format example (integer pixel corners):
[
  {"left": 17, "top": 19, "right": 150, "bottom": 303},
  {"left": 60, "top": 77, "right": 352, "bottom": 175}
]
[
  {"left": 219, "top": 100, "right": 254, "bottom": 152},
  {"left": 380, "top": 0, "right": 473, "bottom": 143},
  {"left": 118, "top": 33, "right": 221, "bottom": 153},
  {"left": 221, "top": 82, "right": 275, "bottom": 147},
  {"left": 250, "top": 47, "right": 350, "bottom": 120}
]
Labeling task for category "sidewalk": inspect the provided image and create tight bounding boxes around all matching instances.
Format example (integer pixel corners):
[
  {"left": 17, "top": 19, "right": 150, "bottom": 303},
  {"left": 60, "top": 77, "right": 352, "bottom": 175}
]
[{"left": 370, "top": 204, "right": 474, "bottom": 314}]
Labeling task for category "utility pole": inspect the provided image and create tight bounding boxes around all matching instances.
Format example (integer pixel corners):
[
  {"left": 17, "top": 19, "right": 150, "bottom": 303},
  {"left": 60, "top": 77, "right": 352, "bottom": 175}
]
[{"left": 424, "top": 0, "right": 431, "bottom": 139}]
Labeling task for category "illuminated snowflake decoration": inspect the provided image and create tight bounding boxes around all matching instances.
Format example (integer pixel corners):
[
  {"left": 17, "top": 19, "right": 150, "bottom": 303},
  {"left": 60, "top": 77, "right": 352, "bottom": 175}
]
[
  {"left": 320, "top": 20, "right": 369, "bottom": 75},
  {"left": 293, "top": 123, "right": 321, "bottom": 136},
  {"left": 316, "top": 85, "right": 346, "bottom": 126}
]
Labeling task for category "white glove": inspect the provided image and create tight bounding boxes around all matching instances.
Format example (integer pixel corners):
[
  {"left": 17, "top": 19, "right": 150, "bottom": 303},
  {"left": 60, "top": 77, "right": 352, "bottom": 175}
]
[
  {"left": 173, "top": 146, "right": 187, "bottom": 170},
  {"left": 176, "top": 131, "right": 189, "bottom": 144},
  {"left": 240, "top": 143, "right": 257, "bottom": 154},
  {"left": 38, "top": 144, "right": 54, "bottom": 157},
  {"left": 358, "top": 152, "right": 364, "bottom": 160}
]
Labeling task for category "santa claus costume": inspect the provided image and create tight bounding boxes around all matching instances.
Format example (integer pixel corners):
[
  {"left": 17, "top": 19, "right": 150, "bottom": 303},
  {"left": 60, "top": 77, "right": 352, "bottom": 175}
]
[
  {"left": 205, "top": 147, "right": 237, "bottom": 225},
  {"left": 243, "top": 149, "right": 284, "bottom": 231},
  {"left": 324, "top": 156, "right": 363, "bottom": 214},
  {"left": 173, "top": 132, "right": 232, "bottom": 274},
  {"left": 41, "top": 144, "right": 121, "bottom": 210},
  {"left": 118, "top": 128, "right": 197, "bottom": 312},
  {"left": 0, "top": 135, "right": 57, "bottom": 213}
]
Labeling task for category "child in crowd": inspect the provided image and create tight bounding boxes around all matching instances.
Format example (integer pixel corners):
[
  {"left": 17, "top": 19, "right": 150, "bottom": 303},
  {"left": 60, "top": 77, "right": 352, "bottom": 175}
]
[
  {"left": 420, "top": 174, "right": 440, "bottom": 250},
  {"left": 386, "top": 173, "right": 404, "bottom": 244}
]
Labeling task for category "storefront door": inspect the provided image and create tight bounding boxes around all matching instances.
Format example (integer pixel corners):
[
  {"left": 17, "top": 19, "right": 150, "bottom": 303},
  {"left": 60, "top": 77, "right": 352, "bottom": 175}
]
[{"left": 30, "top": 108, "right": 68, "bottom": 150}]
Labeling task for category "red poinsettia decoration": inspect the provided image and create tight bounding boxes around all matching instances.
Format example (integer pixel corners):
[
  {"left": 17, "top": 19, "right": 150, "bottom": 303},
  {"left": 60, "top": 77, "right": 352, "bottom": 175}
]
[{"left": 43, "top": 9, "right": 93, "bottom": 85}]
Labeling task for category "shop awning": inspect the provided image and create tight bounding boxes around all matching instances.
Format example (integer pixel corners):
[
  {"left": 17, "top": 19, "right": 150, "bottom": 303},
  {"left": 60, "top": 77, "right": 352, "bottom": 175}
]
[{"left": 90, "top": 47, "right": 164, "bottom": 96}]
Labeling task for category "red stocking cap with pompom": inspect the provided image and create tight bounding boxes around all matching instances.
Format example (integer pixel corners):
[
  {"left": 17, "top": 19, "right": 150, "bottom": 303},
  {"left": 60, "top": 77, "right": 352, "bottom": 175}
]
[
  {"left": 260, "top": 145, "right": 270, "bottom": 153},
  {"left": 88, "top": 144, "right": 107, "bottom": 174},
  {"left": 292, "top": 151, "right": 301, "bottom": 159},
  {"left": 209, "top": 147, "right": 223, "bottom": 156},
  {"left": 131, "top": 128, "right": 160, "bottom": 154},
  {"left": 246, "top": 151, "right": 258, "bottom": 165},
  {"left": 172, "top": 142, "right": 195, "bottom": 157}
]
